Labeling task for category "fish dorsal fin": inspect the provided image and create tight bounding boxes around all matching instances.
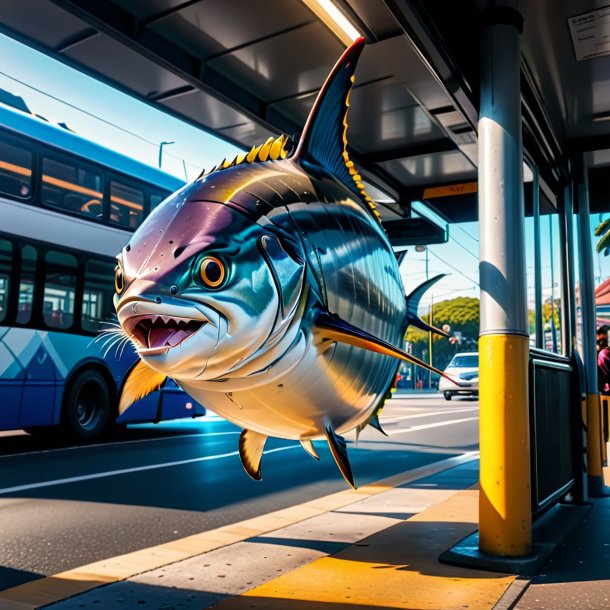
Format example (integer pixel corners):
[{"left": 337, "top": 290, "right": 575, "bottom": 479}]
[
  {"left": 324, "top": 423, "right": 355, "bottom": 488},
  {"left": 295, "top": 37, "right": 381, "bottom": 224},
  {"left": 239, "top": 429, "right": 268, "bottom": 481},
  {"left": 406, "top": 274, "right": 450, "bottom": 336},
  {"left": 118, "top": 359, "right": 167, "bottom": 415},
  {"left": 198, "top": 134, "right": 293, "bottom": 179}
]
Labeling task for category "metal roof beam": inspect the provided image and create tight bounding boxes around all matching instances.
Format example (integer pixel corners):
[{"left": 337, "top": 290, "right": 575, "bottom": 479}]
[
  {"left": 49, "top": 0, "right": 283, "bottom": 134},
  {"left": 357, "top": 138, "right": 456, "bottom": 164}
]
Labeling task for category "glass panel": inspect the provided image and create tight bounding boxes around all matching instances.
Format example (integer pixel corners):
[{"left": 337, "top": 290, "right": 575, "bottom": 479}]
[
  {"left": 150, "top": 191, "right": 168, "bottom": 213},
  {"left": 110, "top": 180, "right": 144, "bottom": 229},
  {"left": 573, "top": 213, "right": 584, "bottom": 360},
  {"left": 0, "top": 135, "right": 33, "bottom": 199},
  {"left": 43, "top": 251, "right": 77, "bottom": 329},
  {"left": 525, "top": 214, "right": 537, "bottom": 346},
  {"left": 17, "top": 245, "right": 36, "bottom": 325},
  {"left": 41, "top": 157, "right": 103, "bottom": 219},
  {"left": 593, "top": 211, "right": 610, "bottom": 354},
  {"left": 0, "top": 239, "right": 12, "bottom": 323},
  {"left": 82, "top": 259, "right": 116, "bottom": 332},
  {"left": 540, "top": 213, "right": 563, "bottom": 353}
]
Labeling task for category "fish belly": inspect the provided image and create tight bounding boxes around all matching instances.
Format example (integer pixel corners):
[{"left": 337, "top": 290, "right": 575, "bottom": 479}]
[{"left": 184, "top": 337, "right": 394, "bottom": 439}]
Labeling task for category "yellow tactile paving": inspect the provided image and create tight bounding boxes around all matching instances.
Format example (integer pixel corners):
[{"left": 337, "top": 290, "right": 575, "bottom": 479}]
[
  {"left": 0, "top": 453, "right": 476, "bottom": 609},
  {"left": 214, "top": 490, "right": 516, "bottom": 610}
]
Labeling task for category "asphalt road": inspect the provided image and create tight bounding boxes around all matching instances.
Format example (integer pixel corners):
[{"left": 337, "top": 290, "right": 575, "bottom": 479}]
[{"left": 0, "top": 391, "right": 479, "bottom": 591}]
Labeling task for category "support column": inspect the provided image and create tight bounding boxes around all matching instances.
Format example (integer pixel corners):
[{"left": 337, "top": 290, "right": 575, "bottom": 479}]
[
  {"left": 478, "top": 6, "right": 532, "bottom": 557},
  {"left": 576, "top": 154, "right": 607, "bottom": 495}
]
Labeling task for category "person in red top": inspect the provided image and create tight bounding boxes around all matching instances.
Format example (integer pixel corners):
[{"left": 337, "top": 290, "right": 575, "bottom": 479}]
[{"left": 597, "top": 325, "right": 610, "bottom": 394}]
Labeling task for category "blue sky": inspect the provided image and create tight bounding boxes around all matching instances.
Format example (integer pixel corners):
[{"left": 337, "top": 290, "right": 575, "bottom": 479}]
[
  {"left": 0, "top": 32, "right": 484, "bottom": 310},
  {"left": 0, "top": 33, "right": 242, "bottom": 181}
]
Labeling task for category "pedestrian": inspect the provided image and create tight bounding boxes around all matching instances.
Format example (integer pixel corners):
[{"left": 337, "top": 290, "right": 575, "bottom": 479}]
[{"left": 598, "top": 325, "right": 610, "bottom": 394}]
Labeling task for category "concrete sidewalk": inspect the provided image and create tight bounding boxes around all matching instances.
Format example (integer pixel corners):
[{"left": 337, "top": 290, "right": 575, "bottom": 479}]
[{"left": 1, "top": 455, "right": 607, "bottom": 609}]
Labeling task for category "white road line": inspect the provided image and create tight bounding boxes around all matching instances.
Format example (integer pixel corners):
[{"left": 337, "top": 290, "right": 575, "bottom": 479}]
[
  {"left": 383, "top": 407, "right": 478, "bottom": 424},
  {"left": 0, "top": 445, "right": 298, "bottom": 495},
  {"left": 0, "top": 430, "right": 241, "bottom": 459},
  {"left": 388, "top": 416, "right": 479, "bottom": 435}
]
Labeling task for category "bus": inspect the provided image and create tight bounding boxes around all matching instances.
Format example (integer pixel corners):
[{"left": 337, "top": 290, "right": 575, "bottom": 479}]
[{"left": 0, "top": 97, "right": 206, "bottom": 440}]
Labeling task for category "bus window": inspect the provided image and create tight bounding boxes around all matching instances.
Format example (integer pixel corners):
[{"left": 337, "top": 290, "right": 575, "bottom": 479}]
[
  {"left": 110, "top": 180, "right": 144, "bottom": 229},
  {"left": 41, "top": 156, "right": 103, "bottom": 220},
  {"left": 82, "top": 259, "right": 116, "bottom": 332},
  {"left": 0, "top": 134, "right": 33, "bottom": 199},
  {"left": 43, "top": 251, "right": 76, "bottom": 330},
  {"left": 17, "top": 245, "right": 36, "bottom": 325},
  {"left": 0, "top": 239, "right": 12, "bottom": 323},
  {"left": 150, "top": 191, "right": 168, "bottom": 212}
]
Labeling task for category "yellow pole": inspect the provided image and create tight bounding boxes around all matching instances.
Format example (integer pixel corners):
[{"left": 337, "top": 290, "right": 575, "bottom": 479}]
[
  {"left": 586, "top": 394, "right": 604, "bottom": 477},
  {"left": 478, "top": 7, "right": 531, "bottom": 557},
  {"left": 479, "top": 334, "right": 532, "bottom": 555}
]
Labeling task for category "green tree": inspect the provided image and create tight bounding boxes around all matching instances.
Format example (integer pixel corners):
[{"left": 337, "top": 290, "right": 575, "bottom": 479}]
[{"left": 405, "top": 296, "right": 479, "bottom": 373}]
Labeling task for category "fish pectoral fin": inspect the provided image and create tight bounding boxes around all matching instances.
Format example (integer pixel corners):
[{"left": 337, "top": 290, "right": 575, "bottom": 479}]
[
  {"left": 368, "top": 414, "right": 388, "bottom": 436},
  {"left": 118, "top": 359, "right": 166, "bottom": 415},
  {"left": 324, "top": 423, "right": 355, "bottom": 489},
  {"left": 314, "top": 310, "right": 467, "bottom": 387},
  {"left": 300, "top": 439, "right": 320, "bottom": 461},
  {"left": 239, "top": 429, "right": 268, "bottom": 481}
]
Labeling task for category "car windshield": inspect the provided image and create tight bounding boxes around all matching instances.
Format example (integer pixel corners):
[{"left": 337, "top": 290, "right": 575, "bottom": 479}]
[{"left": 449, "top": 355, "right": 478, "bottom": 368}]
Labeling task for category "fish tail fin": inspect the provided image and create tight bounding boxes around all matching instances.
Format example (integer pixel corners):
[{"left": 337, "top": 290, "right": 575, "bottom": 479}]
[{"left": 406, "top": 274, "right": 450, "bottom": 336}]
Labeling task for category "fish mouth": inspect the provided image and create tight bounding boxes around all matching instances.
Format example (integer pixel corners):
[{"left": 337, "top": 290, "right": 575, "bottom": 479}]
[{"left": 124, "top": 315, "right": 206, "bottom": 356}]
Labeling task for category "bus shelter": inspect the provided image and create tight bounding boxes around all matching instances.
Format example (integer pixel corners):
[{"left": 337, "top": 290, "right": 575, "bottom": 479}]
[{"left": 2, "top": 0, "right": 610, "bottom": 567}]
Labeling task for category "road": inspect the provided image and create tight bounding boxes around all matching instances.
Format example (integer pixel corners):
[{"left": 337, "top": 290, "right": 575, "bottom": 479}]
[{"left": 0, "top": 391, "right": 479, "bottom": 592}]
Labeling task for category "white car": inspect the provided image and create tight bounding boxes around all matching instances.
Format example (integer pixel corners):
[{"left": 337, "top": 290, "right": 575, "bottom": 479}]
[{"left": 439, "top": 352, "right": 479, "bottom": 400}]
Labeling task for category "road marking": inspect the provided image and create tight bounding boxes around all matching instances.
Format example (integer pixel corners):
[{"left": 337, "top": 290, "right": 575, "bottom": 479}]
[
  {"left": 383, "top": 406, "right": 478, "bottom": 424},
  {"left": 0, "top": 429, "right": 241, "bottom": 459},
  {"left": 0, "top": 451, "right": 479, "bottom": 610},
  {"left": 388, "top": 416, "right": 479, "bottom": 435},
  {"left": 0, "top": 445, "right": 297, "bottom": 495}
]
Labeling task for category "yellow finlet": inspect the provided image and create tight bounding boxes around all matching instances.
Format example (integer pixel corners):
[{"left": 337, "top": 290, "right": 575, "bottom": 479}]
[
  {"left": 118, "top": 360, "right": 167, "bottom": 415},
  {"left": 201, "top": 134, "right": 292, "bottom": 179}
]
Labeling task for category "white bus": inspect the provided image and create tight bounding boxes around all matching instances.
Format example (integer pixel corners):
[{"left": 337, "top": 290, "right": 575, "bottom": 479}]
[{"left": 0, "top": 99, "right": 205, "bottom": 439}]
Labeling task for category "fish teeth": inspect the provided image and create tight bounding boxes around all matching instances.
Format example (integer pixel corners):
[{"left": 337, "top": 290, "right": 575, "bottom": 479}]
[
  {"left": 152, "top": 315, "right": 160, "bottom": 324},
  {"left": 162, "top": 315, "right": 171, "bottom": 324}
]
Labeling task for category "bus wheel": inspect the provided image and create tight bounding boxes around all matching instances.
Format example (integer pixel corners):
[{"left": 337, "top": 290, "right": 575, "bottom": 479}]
[{"left": 63, "top": 370, "right": 112, "bottom": 440}]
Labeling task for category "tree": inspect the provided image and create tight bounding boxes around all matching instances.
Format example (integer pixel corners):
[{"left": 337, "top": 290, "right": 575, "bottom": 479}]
[{"left": 405, "top": 296, "right": 479, "bottom": 373}]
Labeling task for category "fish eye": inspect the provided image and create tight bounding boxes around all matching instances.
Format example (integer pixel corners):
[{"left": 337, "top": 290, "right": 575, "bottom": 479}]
[
  {"left": 115, "top": 262, "right": 125, "bottom": 293},
  {"left": 199, "top": 256, "right": 225, "bottom": 288}
]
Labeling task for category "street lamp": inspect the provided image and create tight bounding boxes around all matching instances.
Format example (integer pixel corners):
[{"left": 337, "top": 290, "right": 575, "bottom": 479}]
[{"left": 158, "top": 141, "right": 174, "bottom": 168}]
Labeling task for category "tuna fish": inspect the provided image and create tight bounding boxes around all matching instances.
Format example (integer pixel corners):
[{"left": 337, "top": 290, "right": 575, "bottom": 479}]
[{"left": 114, "top": 38, "right": 454, "bottom": 487}]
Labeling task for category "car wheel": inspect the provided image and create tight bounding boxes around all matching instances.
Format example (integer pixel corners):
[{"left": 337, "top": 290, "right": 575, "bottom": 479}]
[
  {"left": 443, "top": 391, "right": 452, "bottom": 401},
  {"left": 63, "top": 369, "right": 112, "bottom": 440}
]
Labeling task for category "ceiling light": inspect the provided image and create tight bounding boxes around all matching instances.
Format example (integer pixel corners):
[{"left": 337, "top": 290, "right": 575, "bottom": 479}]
[{"left": 301, "top": 0, "right": 361, "bottom": 46}]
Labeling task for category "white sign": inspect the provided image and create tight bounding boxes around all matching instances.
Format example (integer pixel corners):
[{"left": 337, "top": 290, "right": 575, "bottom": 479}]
[{"left": 569, "top": 6, "right": 610, "bottom": 61}]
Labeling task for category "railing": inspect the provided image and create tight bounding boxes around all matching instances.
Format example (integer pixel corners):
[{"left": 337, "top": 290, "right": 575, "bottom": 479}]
[{"left": 529, "top": 348, "right": 582, "bottom": 516}]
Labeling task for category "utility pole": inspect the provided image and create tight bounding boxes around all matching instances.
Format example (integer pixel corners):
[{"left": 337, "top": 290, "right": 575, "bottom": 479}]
[
  {"left": 158, "top": 141, "right": 174, "bottom": 169},
  {"left": 429, "top": 295, "right": 433, "bottom": 389}
]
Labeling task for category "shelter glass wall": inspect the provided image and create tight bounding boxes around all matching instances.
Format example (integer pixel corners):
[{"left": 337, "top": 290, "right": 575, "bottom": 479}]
[{"left": 524, "top": 179, "right": 563, "bottom": 355}]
